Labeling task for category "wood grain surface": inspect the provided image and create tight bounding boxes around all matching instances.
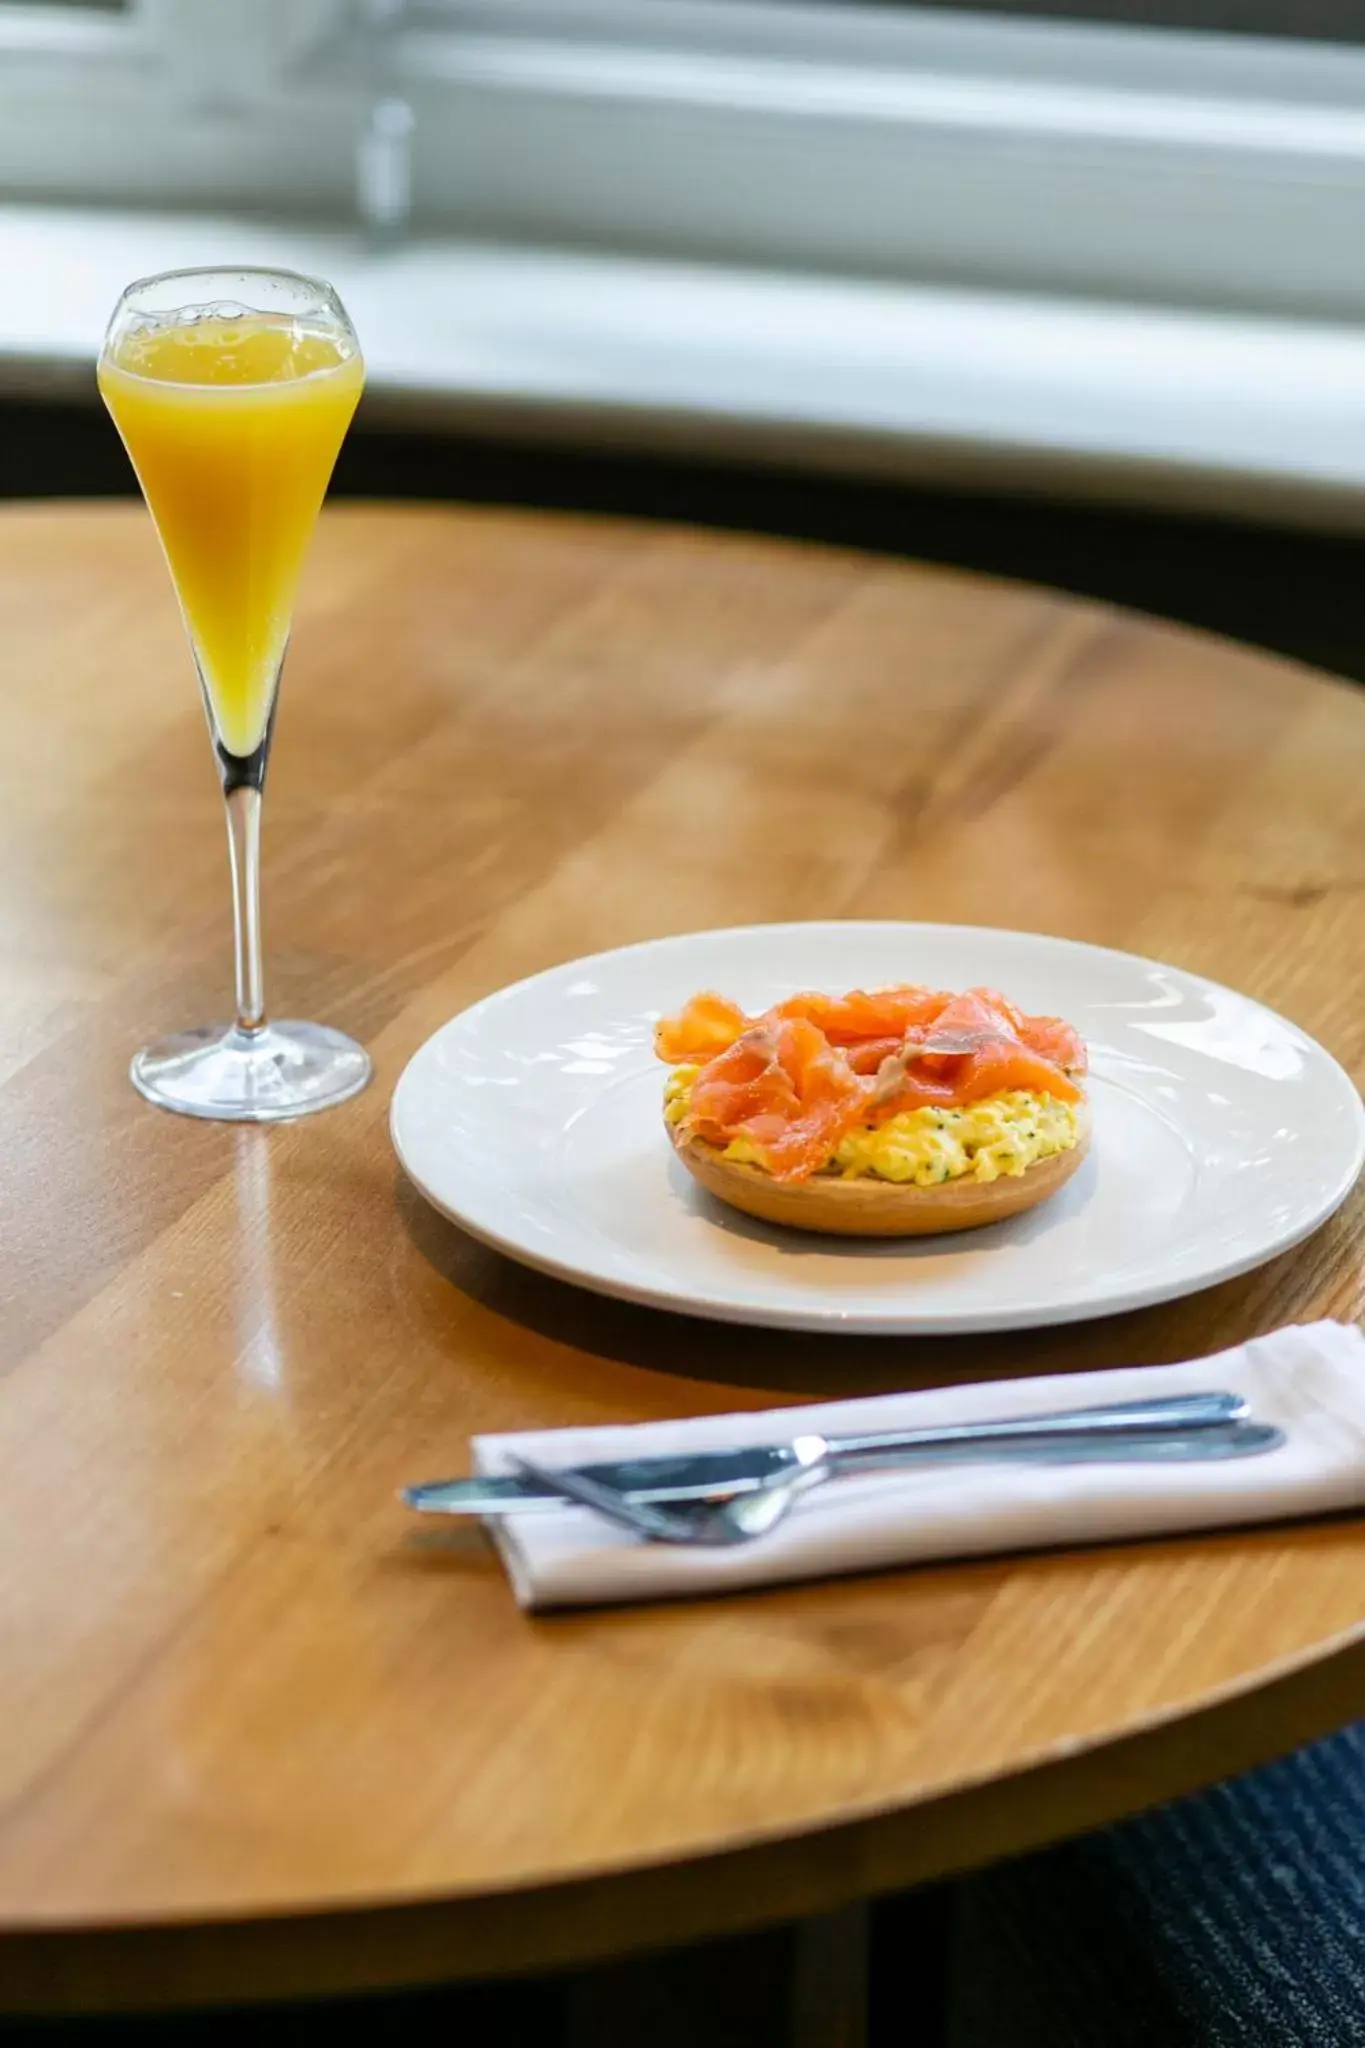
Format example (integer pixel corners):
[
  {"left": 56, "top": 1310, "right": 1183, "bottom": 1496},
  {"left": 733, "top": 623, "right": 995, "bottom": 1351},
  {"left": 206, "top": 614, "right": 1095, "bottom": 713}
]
[{"left": 4, "top": 502, "right": 1365, "bottom": 2013}]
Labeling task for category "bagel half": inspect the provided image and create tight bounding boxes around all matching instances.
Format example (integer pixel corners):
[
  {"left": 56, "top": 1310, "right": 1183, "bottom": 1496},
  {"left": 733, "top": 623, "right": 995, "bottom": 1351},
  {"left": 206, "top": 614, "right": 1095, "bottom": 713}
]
[{"left": 670, "top": 1100, "right": 1090, "bottom": 1238}]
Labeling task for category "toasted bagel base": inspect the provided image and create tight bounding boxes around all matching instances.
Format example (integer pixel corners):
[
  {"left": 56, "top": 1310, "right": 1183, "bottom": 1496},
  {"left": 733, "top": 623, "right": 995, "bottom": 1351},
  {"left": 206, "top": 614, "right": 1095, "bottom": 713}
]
[{"left": 670, "top": 1103, "right": 1090, "bottom": 1237}]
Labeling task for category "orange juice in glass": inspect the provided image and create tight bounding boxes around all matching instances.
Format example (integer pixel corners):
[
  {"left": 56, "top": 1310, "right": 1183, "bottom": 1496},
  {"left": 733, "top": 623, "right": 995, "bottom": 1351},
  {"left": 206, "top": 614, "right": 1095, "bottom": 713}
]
[{"left": 99, "top": 267, "right": 368, "bottom": 1121}]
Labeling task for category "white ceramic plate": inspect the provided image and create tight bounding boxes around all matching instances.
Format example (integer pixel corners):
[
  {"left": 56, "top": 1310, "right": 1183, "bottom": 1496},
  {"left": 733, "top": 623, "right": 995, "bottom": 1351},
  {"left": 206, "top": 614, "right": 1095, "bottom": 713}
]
[{"left": 391, "top": 923, "right": 1364, "bottom": 1335}]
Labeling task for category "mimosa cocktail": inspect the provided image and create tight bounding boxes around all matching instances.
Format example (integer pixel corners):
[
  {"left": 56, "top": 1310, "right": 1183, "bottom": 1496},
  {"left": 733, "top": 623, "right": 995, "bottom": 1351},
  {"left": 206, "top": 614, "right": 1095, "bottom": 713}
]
[
  {"left": 100, "top": 315, "right": 363, "bottom": 761},
  {"left": 99, "top": 267, "right": 369, "bottom": 1121}
]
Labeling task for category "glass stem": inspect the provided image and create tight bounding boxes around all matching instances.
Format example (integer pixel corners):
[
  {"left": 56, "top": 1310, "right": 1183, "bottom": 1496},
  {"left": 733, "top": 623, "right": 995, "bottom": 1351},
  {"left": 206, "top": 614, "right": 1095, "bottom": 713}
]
[{"left": 225, "top": 783, "right": 266, "bottom": 1036}]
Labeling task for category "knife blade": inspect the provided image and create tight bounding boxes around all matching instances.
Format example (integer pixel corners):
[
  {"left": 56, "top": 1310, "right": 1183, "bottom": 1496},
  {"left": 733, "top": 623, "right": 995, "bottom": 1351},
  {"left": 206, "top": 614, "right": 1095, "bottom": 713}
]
[{"left": 404, "top": 1443, "right": 810, "bottom": 1517}]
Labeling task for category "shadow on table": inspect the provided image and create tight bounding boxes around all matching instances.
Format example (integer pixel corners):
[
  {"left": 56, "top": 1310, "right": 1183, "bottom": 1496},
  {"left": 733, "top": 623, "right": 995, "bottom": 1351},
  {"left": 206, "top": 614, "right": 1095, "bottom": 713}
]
[{"left": 394, "top": 1172, "right": 1324, "bottom": 1404}]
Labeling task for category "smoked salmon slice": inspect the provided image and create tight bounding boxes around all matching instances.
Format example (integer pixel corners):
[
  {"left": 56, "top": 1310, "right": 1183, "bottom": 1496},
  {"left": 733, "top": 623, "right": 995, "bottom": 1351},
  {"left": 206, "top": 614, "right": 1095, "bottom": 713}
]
[
  {"left": 683, "top": 1018, "right": 876, "bottom": 1182},
  {"left": 656, "top": 985, "right": 947, "bottom": 1062},
  {"left": 869, "top": 991, "right": 1084, "bottom": 1114},
  {"left": 773, "top": 986, "right": 952, "bottom": 1044},
  {"left": 654, "top": 992, "right": 749, "bottom": 1066}
]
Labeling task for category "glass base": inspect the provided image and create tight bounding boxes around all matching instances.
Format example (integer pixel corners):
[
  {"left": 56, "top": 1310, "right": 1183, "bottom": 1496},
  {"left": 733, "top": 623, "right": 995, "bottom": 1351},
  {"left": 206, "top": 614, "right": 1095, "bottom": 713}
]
[{"left": 130, "top": 1021, "right": 372, "bottom": 1123}]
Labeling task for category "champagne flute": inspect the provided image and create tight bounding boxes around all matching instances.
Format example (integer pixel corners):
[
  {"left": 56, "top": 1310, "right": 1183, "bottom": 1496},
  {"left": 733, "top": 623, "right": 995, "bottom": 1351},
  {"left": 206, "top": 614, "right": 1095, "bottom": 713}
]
[{"left": 99, "top": 267, "right": 369, "bottom": 1121}]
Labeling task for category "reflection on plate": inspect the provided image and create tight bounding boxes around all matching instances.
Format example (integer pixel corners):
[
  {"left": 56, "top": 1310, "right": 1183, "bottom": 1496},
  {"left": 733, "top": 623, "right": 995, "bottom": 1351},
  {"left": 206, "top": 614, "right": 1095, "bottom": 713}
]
[{"left": 390, "top": 923, "right": 1364, "bottom": 1335}]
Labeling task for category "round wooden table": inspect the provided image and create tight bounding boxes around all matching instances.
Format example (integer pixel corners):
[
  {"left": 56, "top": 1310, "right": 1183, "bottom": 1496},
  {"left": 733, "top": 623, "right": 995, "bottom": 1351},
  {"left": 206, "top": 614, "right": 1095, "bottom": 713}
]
[{"left": 4, "top": 503, "right": 1365, "bottom": 2016}]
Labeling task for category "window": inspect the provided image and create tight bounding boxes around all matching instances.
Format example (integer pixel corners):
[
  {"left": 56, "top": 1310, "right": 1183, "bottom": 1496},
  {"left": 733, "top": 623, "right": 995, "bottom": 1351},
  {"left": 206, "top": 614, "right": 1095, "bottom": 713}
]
[
  {"left": 3, "top": 0, "right": 1364, "bottom": 522},
  {"left": 0, "top": 1, "right": 1361, "bottom": 322}
]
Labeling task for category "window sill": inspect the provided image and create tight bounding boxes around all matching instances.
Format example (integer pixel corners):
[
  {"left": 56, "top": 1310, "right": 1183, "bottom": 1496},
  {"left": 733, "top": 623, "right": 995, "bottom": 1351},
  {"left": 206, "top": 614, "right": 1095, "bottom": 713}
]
[{"left": 8, "top": 202, "right": 1365, "bottom": 531}]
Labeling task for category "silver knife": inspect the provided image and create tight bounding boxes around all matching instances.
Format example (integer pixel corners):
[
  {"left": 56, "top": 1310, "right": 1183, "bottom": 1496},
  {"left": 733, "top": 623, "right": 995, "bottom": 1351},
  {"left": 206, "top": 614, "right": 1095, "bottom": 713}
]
[{"left": 402, "top": 1389, "right": 1250, "bottom": 1517}]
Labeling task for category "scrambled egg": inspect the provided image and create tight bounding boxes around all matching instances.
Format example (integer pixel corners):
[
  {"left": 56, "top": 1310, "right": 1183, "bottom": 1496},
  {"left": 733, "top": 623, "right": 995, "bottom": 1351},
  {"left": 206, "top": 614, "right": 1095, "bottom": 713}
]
[{"left": 665, "top": 1069, "right": 1080, "bottom": 1186}]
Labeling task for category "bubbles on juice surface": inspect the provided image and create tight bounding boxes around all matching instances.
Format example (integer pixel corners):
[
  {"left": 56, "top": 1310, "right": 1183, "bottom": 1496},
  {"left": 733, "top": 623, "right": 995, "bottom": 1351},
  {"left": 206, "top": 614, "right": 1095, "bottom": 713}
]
[{"left": 115, "top": 302, "right": 355, "bottom": 384}]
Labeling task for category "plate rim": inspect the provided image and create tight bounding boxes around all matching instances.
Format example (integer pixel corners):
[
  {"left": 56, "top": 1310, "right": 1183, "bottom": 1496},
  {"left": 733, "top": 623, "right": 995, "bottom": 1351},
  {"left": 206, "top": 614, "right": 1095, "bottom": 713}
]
[{"left": 390, "top": 920, "right": 1365, "bottom": 1335}]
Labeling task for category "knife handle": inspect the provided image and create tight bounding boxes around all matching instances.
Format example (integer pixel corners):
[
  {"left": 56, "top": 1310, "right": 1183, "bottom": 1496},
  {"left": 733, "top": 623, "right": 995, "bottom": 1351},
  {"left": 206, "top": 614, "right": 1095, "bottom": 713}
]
[{"left": 829, "top": 1390, "right": 1245, "bottom": 1460}]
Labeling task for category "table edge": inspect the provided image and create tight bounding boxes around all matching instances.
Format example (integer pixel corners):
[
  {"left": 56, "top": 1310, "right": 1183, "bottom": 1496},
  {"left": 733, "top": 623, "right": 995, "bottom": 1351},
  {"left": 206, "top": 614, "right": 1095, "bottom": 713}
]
[{"left": 5, "top": 1619, "right": 1365, "bottom": 2013}]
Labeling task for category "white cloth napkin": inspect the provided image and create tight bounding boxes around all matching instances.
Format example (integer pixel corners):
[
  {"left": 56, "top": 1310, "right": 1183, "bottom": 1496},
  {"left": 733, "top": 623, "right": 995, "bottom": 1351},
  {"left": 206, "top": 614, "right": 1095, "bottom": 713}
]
[{"left": 475, "top": 1322, "right": 1365, "bottom": 1610}]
